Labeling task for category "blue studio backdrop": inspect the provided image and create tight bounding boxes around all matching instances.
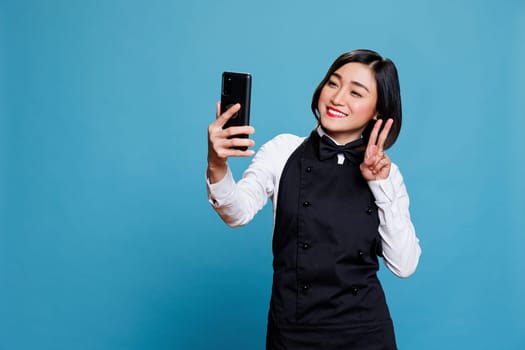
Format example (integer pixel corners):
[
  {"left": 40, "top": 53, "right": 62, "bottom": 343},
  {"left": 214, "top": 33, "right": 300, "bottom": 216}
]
[{"left": 1, "top": 1, "right": 524, "bottom": 349}]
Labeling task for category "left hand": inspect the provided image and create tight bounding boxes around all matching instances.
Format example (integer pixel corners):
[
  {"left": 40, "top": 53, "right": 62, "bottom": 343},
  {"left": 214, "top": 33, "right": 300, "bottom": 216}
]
[{"left": 360, "top": 118, "right": 394, "bottom": 181}]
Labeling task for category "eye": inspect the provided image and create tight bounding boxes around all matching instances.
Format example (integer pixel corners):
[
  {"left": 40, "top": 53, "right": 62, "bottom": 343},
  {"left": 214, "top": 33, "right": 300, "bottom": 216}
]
[
  {"left": 327, "top": 80, "right": 338, "bottom": 88},
  {"left": 351, "top": 90, "right": 362, "bottom": 97}
]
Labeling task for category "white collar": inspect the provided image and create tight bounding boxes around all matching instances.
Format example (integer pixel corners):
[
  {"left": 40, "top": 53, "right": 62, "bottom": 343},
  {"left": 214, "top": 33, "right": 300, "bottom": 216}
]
[{"left": 316, "top": 125, "right": 363, "bottom": 146}]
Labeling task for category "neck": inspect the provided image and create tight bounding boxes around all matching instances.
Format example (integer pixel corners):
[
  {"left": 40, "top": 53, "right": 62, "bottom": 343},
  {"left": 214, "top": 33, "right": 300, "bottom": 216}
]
[{"left": 317, "top": 125, "right": 363, "bottom": 145}]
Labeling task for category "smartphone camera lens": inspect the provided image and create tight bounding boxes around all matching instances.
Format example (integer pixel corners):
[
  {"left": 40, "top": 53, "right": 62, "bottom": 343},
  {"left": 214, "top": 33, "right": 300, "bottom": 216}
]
[{"left": 223, "top": 77, "right": 232, "bottom": 96}]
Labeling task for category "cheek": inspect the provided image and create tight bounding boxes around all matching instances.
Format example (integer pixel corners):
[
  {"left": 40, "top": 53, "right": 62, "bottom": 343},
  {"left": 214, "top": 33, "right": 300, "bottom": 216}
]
[
  {"left": 318, "top": 87, "right": 330, "bottom": 104},
  {"left": 352, "top": 100, "right": 376, "bottom": 115}
]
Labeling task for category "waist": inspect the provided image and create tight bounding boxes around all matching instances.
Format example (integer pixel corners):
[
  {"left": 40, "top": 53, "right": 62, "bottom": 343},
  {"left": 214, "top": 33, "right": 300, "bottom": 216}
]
[{"left": 270, "top": 273, "right": 391, "bottom": 326}]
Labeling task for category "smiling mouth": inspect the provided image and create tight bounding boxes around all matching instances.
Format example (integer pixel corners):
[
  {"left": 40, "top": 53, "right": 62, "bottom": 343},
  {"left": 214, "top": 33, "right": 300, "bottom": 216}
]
[{"left": 326, "top": 107, "right": 348, "bottom": 118}]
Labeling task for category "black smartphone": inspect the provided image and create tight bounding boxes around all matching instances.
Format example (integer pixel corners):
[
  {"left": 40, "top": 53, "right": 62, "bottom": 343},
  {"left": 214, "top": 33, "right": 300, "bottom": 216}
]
[{"left": 220, "top": 71, "right": 252, "bottom": 150}]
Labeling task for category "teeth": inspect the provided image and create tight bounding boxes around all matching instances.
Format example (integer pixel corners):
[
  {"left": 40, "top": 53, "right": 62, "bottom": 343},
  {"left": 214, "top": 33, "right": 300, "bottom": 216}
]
[{"left": 329, "top": 108, "right": 346, "bottom": 117}]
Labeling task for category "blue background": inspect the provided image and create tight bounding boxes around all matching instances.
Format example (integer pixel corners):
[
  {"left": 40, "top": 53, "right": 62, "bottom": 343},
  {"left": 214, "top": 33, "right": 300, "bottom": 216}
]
[{"left": 1, "top": 0, "right": 524, "bottom": 349}]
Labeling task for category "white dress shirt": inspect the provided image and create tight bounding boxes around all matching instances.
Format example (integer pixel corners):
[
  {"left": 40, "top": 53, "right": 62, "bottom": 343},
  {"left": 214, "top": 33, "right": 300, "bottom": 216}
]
[{"left": 207, "top": 130, "right": 421, "bottom": 278}]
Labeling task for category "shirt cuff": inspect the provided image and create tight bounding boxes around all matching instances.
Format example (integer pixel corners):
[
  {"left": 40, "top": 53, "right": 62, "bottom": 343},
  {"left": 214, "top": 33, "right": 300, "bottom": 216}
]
[
  {"left": 367, "top": 177, "right": 395, "bottom": 204},
  {"left": 207, "top": 167, "right": 236, "bottom": 207}
]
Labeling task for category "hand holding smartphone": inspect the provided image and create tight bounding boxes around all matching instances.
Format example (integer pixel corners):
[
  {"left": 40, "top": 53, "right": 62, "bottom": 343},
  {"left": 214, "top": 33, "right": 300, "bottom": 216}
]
[{"left": 220, "top": 72, "right": 252, "bottom": 150}]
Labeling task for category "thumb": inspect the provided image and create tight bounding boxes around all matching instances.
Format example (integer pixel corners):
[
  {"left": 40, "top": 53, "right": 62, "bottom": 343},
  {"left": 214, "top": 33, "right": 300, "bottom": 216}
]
[{"left": 216, "top": 102, "right": 241, "bottom": 126}]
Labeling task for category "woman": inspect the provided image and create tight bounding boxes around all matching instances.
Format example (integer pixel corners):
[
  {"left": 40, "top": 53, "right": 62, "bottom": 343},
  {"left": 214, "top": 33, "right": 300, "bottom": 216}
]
[{"left": 206, "top": 49, "right": 421, "bottom": 349}]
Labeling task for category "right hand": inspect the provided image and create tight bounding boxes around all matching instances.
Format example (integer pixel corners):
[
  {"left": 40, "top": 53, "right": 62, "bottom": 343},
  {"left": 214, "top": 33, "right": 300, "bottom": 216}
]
[{"left": 207, "top": 102, "right": 255, "bottom": 179}]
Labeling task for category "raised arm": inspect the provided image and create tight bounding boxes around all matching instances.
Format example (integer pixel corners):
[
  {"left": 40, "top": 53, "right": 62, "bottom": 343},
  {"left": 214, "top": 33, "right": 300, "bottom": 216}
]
[
  {"left": 368, "top": 165, "right": 421, "bottom": 278},
  {"left": 361, "top": 118, "right": 421, "bottom": 278}
]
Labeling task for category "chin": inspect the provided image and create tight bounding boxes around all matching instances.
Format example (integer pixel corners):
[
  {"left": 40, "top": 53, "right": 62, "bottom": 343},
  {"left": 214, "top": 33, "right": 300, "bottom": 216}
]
[{"left": 320, "top": 117, "right": 346, "bottom": 130}]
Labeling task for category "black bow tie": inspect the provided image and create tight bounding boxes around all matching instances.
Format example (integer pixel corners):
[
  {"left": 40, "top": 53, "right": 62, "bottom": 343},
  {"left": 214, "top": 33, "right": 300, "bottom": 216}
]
[{"left": 319, "top": 135, "right": 365, "bottom": 164}]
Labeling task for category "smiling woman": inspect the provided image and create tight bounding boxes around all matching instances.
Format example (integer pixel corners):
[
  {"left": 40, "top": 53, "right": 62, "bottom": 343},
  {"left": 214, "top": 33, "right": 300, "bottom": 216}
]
[
  {"left": 206, "top": 49, "right": 421, "bottom": 349},
  {"left": 2, "top": 1, "right": 524, "bottom": 349},
  {"left": 316, "top": 62, "right": 379, "bottom": 144},
  {"left": 311, "top": 50, "right": 403, "bottom": 150}
]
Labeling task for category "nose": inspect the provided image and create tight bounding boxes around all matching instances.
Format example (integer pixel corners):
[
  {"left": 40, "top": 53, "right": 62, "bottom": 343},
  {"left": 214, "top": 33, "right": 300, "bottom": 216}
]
[{"left": 331, "top": 87, "right": 344, "bottom": 105}]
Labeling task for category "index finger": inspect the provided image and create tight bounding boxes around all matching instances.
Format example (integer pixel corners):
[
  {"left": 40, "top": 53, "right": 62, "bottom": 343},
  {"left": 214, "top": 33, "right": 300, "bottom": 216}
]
[
  {"left": 215, "top": 102, "right": 241, "bottom": 126},
  {"left": 376, "top": 118, "right": 394, "bottom": 152}
]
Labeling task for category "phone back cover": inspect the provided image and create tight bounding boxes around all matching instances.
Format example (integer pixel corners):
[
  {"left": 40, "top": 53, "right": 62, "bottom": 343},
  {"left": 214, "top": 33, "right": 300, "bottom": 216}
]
[{"left": 221, "top": 72, "right": 251, "bottom": 129}]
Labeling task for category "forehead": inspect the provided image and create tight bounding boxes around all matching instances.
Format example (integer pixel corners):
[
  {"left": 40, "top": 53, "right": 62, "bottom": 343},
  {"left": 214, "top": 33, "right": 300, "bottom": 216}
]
[{"left": 332, "top": 62, "right": 376, "bottom": 89}]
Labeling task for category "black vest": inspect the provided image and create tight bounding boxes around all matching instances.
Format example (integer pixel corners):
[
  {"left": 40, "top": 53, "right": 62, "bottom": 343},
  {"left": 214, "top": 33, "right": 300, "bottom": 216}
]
[{"left": 267, "top": 131, "right": 396, "bottom": 349}]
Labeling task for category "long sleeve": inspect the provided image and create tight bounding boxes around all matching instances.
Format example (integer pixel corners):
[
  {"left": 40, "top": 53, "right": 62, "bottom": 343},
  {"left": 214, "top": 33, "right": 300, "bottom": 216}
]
[
  {"left": 206, "top": 134, "right": 304, "bottom": 228},
  {"left": 207, "top": 134, "right": 422, "bottom": 278},
  {"left": 367, "top": 163, "right": 422, "bottom": 278}
]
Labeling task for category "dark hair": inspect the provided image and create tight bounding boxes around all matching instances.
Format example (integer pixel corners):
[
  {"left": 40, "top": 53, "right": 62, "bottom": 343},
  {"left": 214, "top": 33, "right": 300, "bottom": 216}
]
[{"left": 311, "top": 49, "right": 402, "bottom": 149}]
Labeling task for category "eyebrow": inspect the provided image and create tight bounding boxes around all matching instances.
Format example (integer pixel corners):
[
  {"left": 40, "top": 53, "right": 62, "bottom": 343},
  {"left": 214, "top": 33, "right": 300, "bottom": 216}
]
[{"left": 332, "top": 72, "right": 370, "bottom": 92}]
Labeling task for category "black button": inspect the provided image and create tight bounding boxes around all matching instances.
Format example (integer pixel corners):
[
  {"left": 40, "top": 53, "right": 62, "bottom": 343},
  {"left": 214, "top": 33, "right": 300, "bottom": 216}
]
[
  {"left": 302, "top": 283, "right": 310, "bottom": 291},
  {"left": 305, "top": 166, "right": 312, "bottom": 173},
  {"left": 366, "top": 206, "right": 374, "bottom": 214},
  {"left": 302, "top": 243, "right": 310, "bottom": 250},
  {"left": 351, "top": 287, "right": 359, "bottom": 295},
  {"left": 358, "top": 250, "right": 364, "bottom": 258},
  {"left": 302, "top": 201, "right": 311, "bottom": 207}
]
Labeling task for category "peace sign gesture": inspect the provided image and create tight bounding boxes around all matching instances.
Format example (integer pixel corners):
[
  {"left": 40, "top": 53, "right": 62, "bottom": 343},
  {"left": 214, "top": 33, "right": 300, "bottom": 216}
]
[{"left": 360, "top": 118, "right": 394, "bottom": 181}]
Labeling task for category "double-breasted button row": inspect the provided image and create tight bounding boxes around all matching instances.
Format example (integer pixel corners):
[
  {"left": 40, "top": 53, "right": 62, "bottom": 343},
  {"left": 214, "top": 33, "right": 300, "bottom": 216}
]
[
  {"left": 298, "top": 158, "right": 312, "bottom": 292},
  {"left": 302, "top": 166, "right": 313, "bottom": 209}
]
